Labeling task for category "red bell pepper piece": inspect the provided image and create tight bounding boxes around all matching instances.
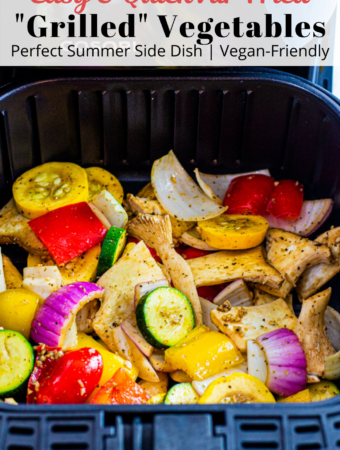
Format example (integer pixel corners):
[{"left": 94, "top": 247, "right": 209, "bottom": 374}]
[
  {"left": 27, "top": 347, "right": 103, "bottom": 404},
  {"left": 223, "top": 174, "right": 275, "bottom": 216},
  {"left": 90, "top": 368, "right": 150, "bottom": 405},
  {"left": 181, "top": 248, "right": 214, "bottom": 260},
  {"left": 267, "top": 180, "right": 304, "bottom": 221},
  {"left": 28, "top": 202, "right": 107, "bottom": 265},
  {"left": 197, "top": 283, "right": 229, "bottom": 302},
  {"left": 128, "top": 237, "right": 162, "bottom": 262}
]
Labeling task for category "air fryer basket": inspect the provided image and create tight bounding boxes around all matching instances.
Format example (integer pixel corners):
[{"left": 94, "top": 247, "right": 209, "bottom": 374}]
[{"left": 1, "top": 71, "right": 340, "bottom": 450}]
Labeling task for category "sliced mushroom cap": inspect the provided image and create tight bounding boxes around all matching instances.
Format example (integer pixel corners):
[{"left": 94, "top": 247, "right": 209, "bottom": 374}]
[
  {"left": 297, "top": 227, "right": 340, "bottom": 300},
  {"left": 296, "top": 288, "right": 335, "bottom": 377},
  {"left": 257, "top": 229, "right": 332, "bottom": 299}
]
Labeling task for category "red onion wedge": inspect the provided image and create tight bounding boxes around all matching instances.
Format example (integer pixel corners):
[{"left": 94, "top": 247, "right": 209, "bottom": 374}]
[
  {"left": 256, "top": 328, "right": 307, "bottom": 397},
  {"left": 134, "top": 279, "right": 169, "bottom": 309},
  {"left": 31, "top": 282, "right": 104, "bottom": 350},
  {"left": 263, "top": 199, "right": 333, "bottom": 237},
  {"left": 213, "top": 279, "right": 253, "bottom": 307}
]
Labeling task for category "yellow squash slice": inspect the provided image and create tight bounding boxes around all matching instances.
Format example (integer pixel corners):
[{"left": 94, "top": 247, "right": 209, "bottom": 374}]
[
  {"left": 13, "top": 162, "right": 89, "bottom": 219},
  {"left": 86, "top": 167, "right": 124, "bottom": 204},
  {"left": 197, "top": 215, "right": 268, "bottom": 250},
  {"left": 198, "top": 373, "right": 275, "bottom": 404}
]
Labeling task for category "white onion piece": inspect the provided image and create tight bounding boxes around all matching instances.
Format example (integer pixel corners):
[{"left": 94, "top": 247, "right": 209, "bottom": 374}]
[
  {"left": 213, "top": 279, "right": 253, "bottom": 307},
  {"left": 0, "top": 249, "right": 6, "bottom": 293},
  {"left": 134, "top": 279, "right": 169, "bottom": 309},
  {"left": 307, "top": 374, "right": 320, "bottom": 384},
  {"left": 192, "top": 361, "right": 247, "bottom": 396},
  {"left": 121, "top": 313, "right": 154, "bottom": 357},
  {"left": 149, "top": 349, "right": 173, "bottom": 372},
  {"left": 194, "top": 169, "right": 223, "bottom": 205},
  {"left": 92, "top": 190, "right": 128, "bottom": 229},
  {"left": 324, "top": 351, "right": 340, "bottom": 380},
  {"left": 325, "top": 307, "right": 340, "bottom": 352},
  {"left": 113, "top": 326, "right": 159, "bottom": 382},
  {"left": 197, "top": 169, "right": 271, "bottom": 202},
  {"left": 76, "top": 300, "right": 99, "bottom": 334},
  {"left": 151, "top": 151, "right": 227, "bottom": 222},
  {"left": 247, "top": 339, "right": 268, "bottom": 384},
  {"left": 88, "top": 202, "right": 111, "bottom": 230},
  {"left": 23, "top": 266, "right": 63, "bottom": 303},
  {"left": 263, "top": 199, "right": 333, "bottom": 237},
  {"left": 199, "top": 297, "right": 218, "bottom": 331},
  {"left": 180, "top": 228, "right": 218, "bottom": 251}
]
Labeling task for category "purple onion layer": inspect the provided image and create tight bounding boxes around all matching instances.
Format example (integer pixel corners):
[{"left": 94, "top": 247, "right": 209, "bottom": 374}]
[{"left": 257, "top": 328, "right": 307, "bottom": 397}]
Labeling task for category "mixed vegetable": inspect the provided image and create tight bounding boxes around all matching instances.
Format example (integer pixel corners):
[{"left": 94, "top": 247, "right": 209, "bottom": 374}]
[{"left": 0, "top": 152, "right": 339, "bottom": 406}]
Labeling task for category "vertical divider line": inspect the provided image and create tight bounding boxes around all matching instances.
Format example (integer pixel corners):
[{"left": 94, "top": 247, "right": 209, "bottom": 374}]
[
  {"left": 26, "top": 95, "right": 42, "bottom": 167},
  {"left": 218, "top": 90, "right": 229, "bottom": 165},
  {"left": 281, "top": 97, "right": 301, "bottom": 174},
  {"left": 239, "top": 90, "right": 253, "bottom": 164}
]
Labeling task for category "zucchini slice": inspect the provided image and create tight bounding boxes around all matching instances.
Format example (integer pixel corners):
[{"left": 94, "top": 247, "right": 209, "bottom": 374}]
[
  {"left": 0, "top": 330, "right": 34, "bottom": 398},
  {"left": 97, "top": 227, "right": 126, "bottom": 277},
  {"left": 164, "top": 383, "right": 199, "bottom": 405},
  {"left": 136, "top": 287, "right": 195, "bottom": 349}
]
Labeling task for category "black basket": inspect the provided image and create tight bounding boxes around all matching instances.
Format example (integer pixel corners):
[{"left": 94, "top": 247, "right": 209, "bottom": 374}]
[{"left": 1, "top": 71, "right": 340, "bottom": 450}]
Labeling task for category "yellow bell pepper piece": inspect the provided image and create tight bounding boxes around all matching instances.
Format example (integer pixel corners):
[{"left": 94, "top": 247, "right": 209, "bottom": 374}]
[
  {"left": 27, "top": 243, "right": 101, "bottom": 284},
  {"left": 277, "top": 389, "right": 310, "bottom": 403},
  {"left": 197, "top": 215, "right": 268, "bottom": 250},
  {"left": 0, "top": 289, "right": 40, "bottom": 339},
  {"left": 165, "top": 325, "right": 243, "bottom": 381},
  {"left": 76, "top": 332, "right": 138, "bottom": 387},
  {"left": 198, "top": 373, "right": 276, "bottom": 404}
]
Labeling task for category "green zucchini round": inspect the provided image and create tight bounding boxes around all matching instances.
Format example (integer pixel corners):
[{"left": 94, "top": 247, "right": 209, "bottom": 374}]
[
  {"left": 97, "top": 226, "right": 126, "bottom": 277},
  {"left": 164, "top": 383, "right": 199, "bottom": 405},
  {"left": 0, "top": 330, "right": 34, "bottom": 398},
  {"left": 136, "top": 287, "right": 195, "bottom": 349}
]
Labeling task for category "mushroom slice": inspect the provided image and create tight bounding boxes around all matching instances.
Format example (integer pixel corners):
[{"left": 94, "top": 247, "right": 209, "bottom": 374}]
[
  {"left": 296, "top": 288, "right": 335, "bottom": 377},
  {"left": 0, "top": 199, "right": 48, "bottom": 255},
  {"left": 253, "top": 289, "right": 278, "bottom": 306},
  {"left": 255, "top": 229, "right": 331, "bottom": 299},
  {"left": 297, "top": 227, "right": 340, "bottom": 300},
  {"left": 210, "top": 299, "right": 297, "bottom": 352},
  {"left": 92, "top": 241, "right": 165, "bottom": 351},
  {"left": 2, "top": 254, "right": 23, "bottom": 289},
  {"left": 127, "top": 214, "right": 202, "bottom": 325},
  {"left": 187, "top": 246, "right": 282, "bottom": 289},
  {"left": 137, "top": 182, "right": 156, "bottom": 200},
  {"left": 253, "top": 289, "right": 294, "bottom": 314},
  {"left": 126, "top": 194, "right": 194, "bottom": 238},
  {"left": 180, "top": 228, "right": 218, "bottom": 251},
  {"left": 325, "top": 306, "right": 340, "bottom": 352}
]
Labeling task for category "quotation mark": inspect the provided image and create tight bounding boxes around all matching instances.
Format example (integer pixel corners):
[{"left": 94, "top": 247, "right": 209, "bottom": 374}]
[
  {"left": 139, "top": 14, "right": 147, "bottom": 23},
  {"left": 16, "top": 14, "right": 24, "bottom": 23}
]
